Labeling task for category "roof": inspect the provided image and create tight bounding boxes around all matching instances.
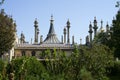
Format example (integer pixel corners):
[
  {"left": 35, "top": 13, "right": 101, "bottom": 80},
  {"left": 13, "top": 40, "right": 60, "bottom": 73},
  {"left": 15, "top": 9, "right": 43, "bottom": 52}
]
[
  {"left": 15, "top": 43, "right": 73, "bottom": 50},
  {"left": 43, "top": 15, "right": 60, "bottom": 44}
]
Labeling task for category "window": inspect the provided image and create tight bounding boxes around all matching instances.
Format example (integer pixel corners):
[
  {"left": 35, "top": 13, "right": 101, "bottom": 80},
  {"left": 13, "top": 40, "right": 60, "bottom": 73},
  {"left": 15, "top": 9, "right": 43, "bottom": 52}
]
[
  {"left": 21, "top": 51, "right": 25, "bottom": 56},
  {"left": 31, "top": 51, "right": 36, "bottom": 56}
]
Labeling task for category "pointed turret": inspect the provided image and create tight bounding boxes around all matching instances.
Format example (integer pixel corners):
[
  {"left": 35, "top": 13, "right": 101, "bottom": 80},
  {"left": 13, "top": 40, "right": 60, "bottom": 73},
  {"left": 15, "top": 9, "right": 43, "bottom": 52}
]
[
  {"left": 88, "top": 22, "right": 93, "bottom": 43},
  {"left": 66, "top": 19, "right": 70, "bottom": 44},
  {"left": 40, "top": 35, "right": 43, "bottom": 44},
  {"left": 43, "top": 15, "right": 60, "bottom": 44},
  {"left": 93, "top": 17, "right": 98, "bottom": 37},
  {"left": 48, "top": 15, "right": 55, "bottom": 35},
  {"left": 63, "top": 27, "right": 67, "bottom": 43},
  {"left": 86, "top": 35, "right": 90, "bottom": 46},
  {"left": 34, "top": 18, "right": 39, "bottom": 44},
  {"left": 20, "top": 32, "right": 25, "bottom": 44}
]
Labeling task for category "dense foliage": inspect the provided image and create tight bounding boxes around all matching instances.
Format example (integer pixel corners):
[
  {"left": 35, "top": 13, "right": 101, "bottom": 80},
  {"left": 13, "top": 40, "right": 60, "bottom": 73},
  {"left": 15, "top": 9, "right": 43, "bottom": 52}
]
[
  {"left": 109, "top": 61, "right": 120, "bottom": 80},
  {"left": 108, "top": 10, "right": 120, "bottom": 59},
  {"left": 0, "top": 9, "right": 16, "bottom": 57}
]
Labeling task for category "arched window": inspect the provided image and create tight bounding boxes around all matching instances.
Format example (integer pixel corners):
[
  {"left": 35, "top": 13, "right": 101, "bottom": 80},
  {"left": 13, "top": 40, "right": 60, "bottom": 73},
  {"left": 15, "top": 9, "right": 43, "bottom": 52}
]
[
  {"left": 31, "top": 51, "right": 36, "bottom": 56},
  {"left": 21, "top": 51, "right": 25, "bottom": 56}
]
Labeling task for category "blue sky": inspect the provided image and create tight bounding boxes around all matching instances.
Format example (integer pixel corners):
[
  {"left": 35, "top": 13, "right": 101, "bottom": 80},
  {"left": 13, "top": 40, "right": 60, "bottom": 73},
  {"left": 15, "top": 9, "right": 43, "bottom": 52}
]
[{"left": 1, "top": 0, "right": 118, "bottom": 44}]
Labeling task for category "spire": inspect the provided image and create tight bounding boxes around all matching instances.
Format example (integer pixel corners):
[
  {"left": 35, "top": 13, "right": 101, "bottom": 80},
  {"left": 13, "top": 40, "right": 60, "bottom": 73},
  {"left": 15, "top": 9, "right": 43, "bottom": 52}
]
[
  {"left": 93, "top": 17, "right": 98, "bottom": 37},
  {"left": 40, "top": 35, "right": 43, "bottom": 44},
  {"left": 67, "top": 19, "right": 70, "bottom": 27},
  {"left": 34, "top": 18, "right": 38, "bottom": 26},
  {"left": 86, "top": 35, "right": 90, "bottom": 46},
  {"left": 88, "top": 22, "right": 93, "bottom": 33},
  {"left": 48, "top": 15, "right": 55, "bottom": 35},
  {"left": 100, "top": 20, "right": 103, "bottom": 28},
  {"left": 50, "top": 14, "right": 54, "bottom": 24},
  {"left": 43, "top": 15, "right": 60, "bottom": 44},
  {"left": 63, "top": 27, "right": 67, "bottom": 43},
  {"left": 20, "top": 31, "right": 25, "bottom": 44},
  {"left": 66, "top": 19, "right": 71, "bottom": 44},
  {"left": 88, "top": 22, "right": 93, "bottom": 43},
  {"left": 34, "top": 18, "right": 39, "bottom": 44}
]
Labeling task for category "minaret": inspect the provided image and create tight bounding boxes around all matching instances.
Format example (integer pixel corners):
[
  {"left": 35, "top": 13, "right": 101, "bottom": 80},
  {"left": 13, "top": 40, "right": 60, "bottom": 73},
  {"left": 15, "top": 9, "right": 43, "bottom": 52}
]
[
  {"left": 34, "top": 18, "right": 39, "bottom": 44},
  {"left": 63, "top": 27, "right": 67, "bottom": 43},
  {"left": 66, "top": 20, "right": 70, "bottom": 44},
  {"left": 40, "top": 35, "right": 43, "bottom": 44},
  {"left": 86, "top": 35, "right": 90, "bottom": 46},
  {"left": 93, "top": 17, "right": 98, "bottom": 37},
  {"left": 20, "top": 32, "right": 25, "bottom": 44},
  {"left": 101, "top": 20, "right": 103, "bottom": 28},
  {"left": 88, "top": 22, "right": 93, "bottom": 43}
]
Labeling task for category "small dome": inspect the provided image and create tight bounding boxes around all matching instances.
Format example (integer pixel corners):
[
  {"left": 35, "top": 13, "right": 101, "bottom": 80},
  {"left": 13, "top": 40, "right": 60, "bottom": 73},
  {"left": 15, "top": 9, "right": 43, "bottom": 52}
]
[{"left": 98, "top": 27, "right": 105, "bottom": 33}]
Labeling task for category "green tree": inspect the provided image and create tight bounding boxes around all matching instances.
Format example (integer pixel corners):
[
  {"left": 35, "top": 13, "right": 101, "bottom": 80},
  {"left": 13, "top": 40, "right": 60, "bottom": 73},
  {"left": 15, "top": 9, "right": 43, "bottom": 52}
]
[
  {"left": 80, "top": 44, "right": 114, "bottom": 79},
  {"left": 109, "top": 61, "right": 120, "bottom": 80},
  {"left": 78, "top": 67, "right": 93, "bottom": 80},
  {"left": 93, "top": 32, "right": 110, "bottom": 46},
  {"left": 7, "top": 57, "right": 47, "bottom": 80},
  {"left": 66, "top": 44, "right": 114, "bottom": 80},
  {"left": 0, "top": 59, "right": 8, "bottom": 79},
  {"left": 109, "top": 10, "right": 120, "bottom": 59},
  {"left": 0, "top": 9, "right": 16, "bottom": 57}
]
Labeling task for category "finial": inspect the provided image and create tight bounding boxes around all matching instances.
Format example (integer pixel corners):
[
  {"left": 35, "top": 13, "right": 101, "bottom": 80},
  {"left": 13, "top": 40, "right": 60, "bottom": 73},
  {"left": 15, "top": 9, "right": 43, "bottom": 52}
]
[
  {"left": 51, "top": 14, "right": 53, "bottom": 20},
  {"left": 101, "top": 20, "right": 103, "bottom": 28},
  {"left": 67, "top": 19, "right": 70, "bottom": 26},
  {"left": 93, "top": 17, "right": 97, "bottom": 27},
  {"left": 67, "top": 19, "right": 70, "bottom": 23},
  {"left": 50, "top": 14, "right": 54, "bottom": 23},
  {"left": 94, "top": 17, "right": 97, "bottom": 23},
  {"left": 89, "top": 21, "right": 92, "bottom": 28},
  {"left": 34, "top": 18, "right": 38, "bottom": 24}
]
